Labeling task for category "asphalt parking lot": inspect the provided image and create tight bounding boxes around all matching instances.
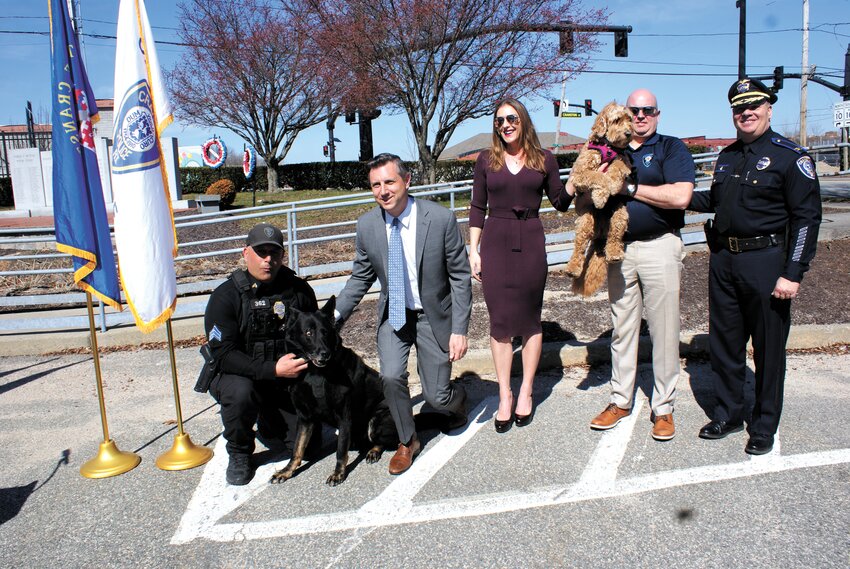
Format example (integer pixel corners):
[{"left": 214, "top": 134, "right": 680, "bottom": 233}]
[{"left": 1, "top": 345, "right": 848, "bottom": 568}]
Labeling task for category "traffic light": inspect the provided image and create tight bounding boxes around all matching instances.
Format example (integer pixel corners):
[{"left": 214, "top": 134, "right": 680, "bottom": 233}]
[
  {"left": 323, "top": 145, "right": 329, "bottom": 157},
  {"left": 773, "top": 66, "right": 784, "bottom": 92},
  {"left": 559, "top": 30, "right": 574, "bottom": 54},
  {"left": 584, "top": 99, "right": 593, "bottom": 116},
  {"left": 614, "top": 30, "right": 628, "bottom": 57},
  {"left": 553, "top": 100, "right": 560, "bottom": 117},
  {"left": 345, "top": 111, "right": 356, "bottom": 124}
]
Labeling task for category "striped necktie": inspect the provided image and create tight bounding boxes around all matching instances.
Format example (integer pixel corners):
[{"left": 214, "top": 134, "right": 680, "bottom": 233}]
[{"left": 387, "top": 217, "right": 406, "bottom": 330}]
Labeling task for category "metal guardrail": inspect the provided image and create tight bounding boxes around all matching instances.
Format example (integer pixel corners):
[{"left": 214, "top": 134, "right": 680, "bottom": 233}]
[{"left": 1, "top": 143, "right": 846, "bottom": 332}]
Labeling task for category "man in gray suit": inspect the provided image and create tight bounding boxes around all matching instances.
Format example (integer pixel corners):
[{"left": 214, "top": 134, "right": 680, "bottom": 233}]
[{"left": 336, "top": 153, "right": 472, "bottom": 475}]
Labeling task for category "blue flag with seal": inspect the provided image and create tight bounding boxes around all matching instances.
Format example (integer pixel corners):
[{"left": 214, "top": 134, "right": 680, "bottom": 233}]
[
  {"left": 111, "top": 0, "right": 177, "bottom": 333},
  {"left": 48, "top": 0, "right": 122, "bottom": 310}
]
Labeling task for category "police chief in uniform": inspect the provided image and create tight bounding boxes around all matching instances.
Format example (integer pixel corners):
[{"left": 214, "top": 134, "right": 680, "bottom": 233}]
[
  {"left": 689, "top": 78, "right": 821, "bottom": 455},
  {"left": 200, "top": 223, "right": 318, "bottom": 485}
]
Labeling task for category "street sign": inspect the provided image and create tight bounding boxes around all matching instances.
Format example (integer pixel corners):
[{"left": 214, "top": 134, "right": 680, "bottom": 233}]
[
  {"left": 834, "top": 101, "right": 850, "bottom": 128},
  {"left": 560, "top": 112, "right": 582, "bottom": 118}
]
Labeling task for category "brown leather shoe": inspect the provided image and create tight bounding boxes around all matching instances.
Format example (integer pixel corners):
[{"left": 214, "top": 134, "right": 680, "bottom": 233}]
[
  {"left": 652, "top": 413, "right": 675, "bottom": 441},
  {"left": 388, "top": 435, "right": 421, "bottom": 475},
  {"left": 590, "top": 404, "right": 631, "bottom": 430}
]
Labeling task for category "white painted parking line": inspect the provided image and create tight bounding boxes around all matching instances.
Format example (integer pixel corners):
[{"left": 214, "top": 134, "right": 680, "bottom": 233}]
[{"left": 172, "top": 396, "right": 850, "bottom": 544}]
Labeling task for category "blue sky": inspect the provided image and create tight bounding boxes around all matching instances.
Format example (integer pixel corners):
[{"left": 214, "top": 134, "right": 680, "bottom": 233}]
[{"left": 3, "top": 0, "right": 848, "bottom": 163}]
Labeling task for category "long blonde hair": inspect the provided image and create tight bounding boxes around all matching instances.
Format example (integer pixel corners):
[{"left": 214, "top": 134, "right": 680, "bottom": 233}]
[{"left": 488, "top": 97, "right": 546, "bottom": 173}]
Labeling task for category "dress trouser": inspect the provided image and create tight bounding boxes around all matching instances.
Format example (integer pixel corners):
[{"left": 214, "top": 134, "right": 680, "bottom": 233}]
[
  {"left": 607, "top": 232, "right": 684, "bottom": 415},
  {"left": 209, "top": 373, "right": 293, "bottom": 456},
  {"left": 377, "top": 310, "right": 463, "bottom": 444},
  {"left": 708, "top": 245, "right": 791, "bottom": 436}
]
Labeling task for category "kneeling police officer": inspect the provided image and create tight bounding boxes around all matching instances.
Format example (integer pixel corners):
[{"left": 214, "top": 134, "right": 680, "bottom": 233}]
[{"left": 197, "top": 223, "right": 318, "bottom": 485}]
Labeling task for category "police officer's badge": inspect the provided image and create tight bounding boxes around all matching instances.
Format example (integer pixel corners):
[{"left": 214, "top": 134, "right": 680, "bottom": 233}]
[
  {"left": 796, "top": 156, "right": 816, "bottom": 180},
  {"left": 273, "top": 301, "right": 287, "bottom": 320},
  {"left": 642, "top": 154, "right": 653, "bottom": 168},
  {"left": 756, "top": 157, "right": 771, "bottom": 170}
]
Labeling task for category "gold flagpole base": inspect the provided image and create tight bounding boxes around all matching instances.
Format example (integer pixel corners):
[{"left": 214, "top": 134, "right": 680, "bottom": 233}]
[
  {"left": 80, "top": 439, "right": 141, "bottom": 479},
  {"left": 155, "top": 433, "right": 213, "bottom": 471}
]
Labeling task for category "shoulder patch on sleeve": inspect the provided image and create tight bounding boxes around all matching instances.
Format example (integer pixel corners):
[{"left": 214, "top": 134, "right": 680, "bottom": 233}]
[
  {"left": 771, "top": 137, "right": 804, "bottom": 154},
  {"left": 209, "top": 324, "right": 222, "bottom": 342},
  {"left": 796, "top": 156, "right": 816, "bottom": 180}
]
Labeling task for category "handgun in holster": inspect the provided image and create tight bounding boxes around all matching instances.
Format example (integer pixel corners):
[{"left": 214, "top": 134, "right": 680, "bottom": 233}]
[
  {"left": 703, "top": 218, "right": 720, "bottom": 253},
  {"left": 194, "top": 342, "right": 220, "bottom": 394}
]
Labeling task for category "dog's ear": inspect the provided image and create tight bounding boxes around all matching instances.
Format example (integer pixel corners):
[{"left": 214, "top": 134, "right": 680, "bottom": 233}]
[
  {"left": 285, "top": 304, "right": 301, "bottom": 325},
  {"left": 590, "top": 111, "right": 608, "bottom": 141},
  {"left": 321, "top": 295, "right": 336, "bottom": 319}
]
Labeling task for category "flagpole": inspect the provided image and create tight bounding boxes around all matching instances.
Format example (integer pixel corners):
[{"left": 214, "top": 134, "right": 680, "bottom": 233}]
[
  {"left": 155, "top": 319, "right": 213, "bottom": 470},
  {"left": 80, "top": 292, "right": 141, "bottom": 479}
]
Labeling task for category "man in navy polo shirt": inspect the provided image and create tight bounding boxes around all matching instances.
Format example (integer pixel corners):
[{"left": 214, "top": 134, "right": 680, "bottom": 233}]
[{"left": 589, "top": 88, "right": 695, "bottom": 440}]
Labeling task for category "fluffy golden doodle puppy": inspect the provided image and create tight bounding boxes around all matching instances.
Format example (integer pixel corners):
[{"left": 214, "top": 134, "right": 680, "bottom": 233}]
[{"left": 564, "top": 102, "right": 633, "bottom": 296}]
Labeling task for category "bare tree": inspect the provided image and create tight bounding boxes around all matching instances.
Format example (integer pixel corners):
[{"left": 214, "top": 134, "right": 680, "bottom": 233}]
[
  {"left": 291, "top": 0, "right": 606, "bottom": 183},
  {"left": 168, "top": 0, "right": 326, "bottom": 191}
]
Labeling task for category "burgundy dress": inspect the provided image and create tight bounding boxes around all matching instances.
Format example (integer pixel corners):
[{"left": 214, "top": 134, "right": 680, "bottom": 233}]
[{"left": 469, "top": 150, "right": 573, "bottom": 338}]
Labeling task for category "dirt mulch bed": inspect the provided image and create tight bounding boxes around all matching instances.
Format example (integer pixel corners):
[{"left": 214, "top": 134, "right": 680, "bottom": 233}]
[{"left": 337, "top": 237, "right": 850, "bottom": 354}]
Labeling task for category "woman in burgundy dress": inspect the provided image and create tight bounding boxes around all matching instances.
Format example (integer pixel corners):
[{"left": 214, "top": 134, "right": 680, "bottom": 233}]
[{"left": 469, "top": 98, "right": 574, "bottom": 432}]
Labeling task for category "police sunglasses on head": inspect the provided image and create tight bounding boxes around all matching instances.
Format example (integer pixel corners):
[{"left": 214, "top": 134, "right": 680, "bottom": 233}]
[
  {"left": 732, "top": 100, "right": 766, "bottom": 115},
  {"left": 628, "top": 106, "right": 658, "bottom": 117},
  {"left": 494, "top": 114, "right": 520, "bottom": 127}
]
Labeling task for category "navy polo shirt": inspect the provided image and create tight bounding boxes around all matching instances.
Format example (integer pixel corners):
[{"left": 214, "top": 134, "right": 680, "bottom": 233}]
[{"left": 624, "top": 132, "right": 695, "bottom": 239}]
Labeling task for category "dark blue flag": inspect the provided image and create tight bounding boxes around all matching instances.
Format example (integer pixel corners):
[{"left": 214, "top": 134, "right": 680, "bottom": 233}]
[{"left": 49, "top": 0, "right": 121, "bottom": 310}]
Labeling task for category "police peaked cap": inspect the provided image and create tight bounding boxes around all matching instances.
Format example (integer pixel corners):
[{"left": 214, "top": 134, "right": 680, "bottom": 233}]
[{"left": 728, "top": 77, "right": 778, "bottom": 107}]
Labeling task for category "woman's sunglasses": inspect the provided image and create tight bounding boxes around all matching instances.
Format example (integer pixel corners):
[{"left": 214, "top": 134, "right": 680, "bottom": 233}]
[{"left": 494, "top": 114, "right": 520, "bottom": 127}]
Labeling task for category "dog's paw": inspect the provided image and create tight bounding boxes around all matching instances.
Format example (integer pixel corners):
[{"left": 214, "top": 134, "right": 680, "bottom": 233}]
[
  {"left": 365, "top": 446, "right": 383, "bottom": 464},
  {"left": 326, "top": 470, "right": 347, "bottom": 486},
  {"left": 269, "top": 469, "right": 294, "bottom": 484},
  {"left": 605, "top": 244, "right": 625, "bottom": 263}
]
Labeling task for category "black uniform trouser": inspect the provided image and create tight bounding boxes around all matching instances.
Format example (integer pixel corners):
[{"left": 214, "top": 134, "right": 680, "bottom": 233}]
[
  {"left": 209, "top": 373, "right": 294, "bottom": 456},
  {"left": 708, "top": 245, "right": 791, "bottom": 436}
]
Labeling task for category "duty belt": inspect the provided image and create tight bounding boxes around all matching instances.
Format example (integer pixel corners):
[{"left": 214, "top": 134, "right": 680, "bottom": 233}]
[{"left": 718, "top": 232, "right": 784, "bottom": 253}]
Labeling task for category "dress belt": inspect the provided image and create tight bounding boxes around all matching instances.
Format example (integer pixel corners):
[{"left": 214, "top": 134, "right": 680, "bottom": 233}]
[
  {"left": 486, "top": 207, "right": 539, "bottom": 252},
  {"left": 486, "top": 207, "right": 540, "bottom": 220},
  {"left": 624, "top": 228, "right": 679, "bottom": 243},
  {"left": 717, "top": 232, "right": 784, "bottom": 253}
]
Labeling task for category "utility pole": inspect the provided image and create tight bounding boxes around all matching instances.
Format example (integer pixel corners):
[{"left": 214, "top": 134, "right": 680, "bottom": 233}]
[
  {"left": 737, "top": 0, "right": 746, "bottom": 78},
  {"left": 800, "top": 0, "right": 809, "bottom": 146}
]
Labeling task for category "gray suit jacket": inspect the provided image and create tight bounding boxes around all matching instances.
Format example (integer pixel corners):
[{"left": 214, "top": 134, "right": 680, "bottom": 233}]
[{"left": 336, "top": 198, "right": 472, "bottom": 351}]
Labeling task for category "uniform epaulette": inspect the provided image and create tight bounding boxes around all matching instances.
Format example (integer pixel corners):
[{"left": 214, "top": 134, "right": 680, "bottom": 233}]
[{"left": 771, "top": 137, "right": 805, "bottom": 154}]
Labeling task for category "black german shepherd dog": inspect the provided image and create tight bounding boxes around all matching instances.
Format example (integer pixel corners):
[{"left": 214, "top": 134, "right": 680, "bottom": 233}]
[{"left": 270, "top": 296, "right": 398, "bottom": 486}]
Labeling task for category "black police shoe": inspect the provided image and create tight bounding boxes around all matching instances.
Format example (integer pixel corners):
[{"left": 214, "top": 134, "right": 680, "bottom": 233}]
[
  {"left": 698, "top": 420, "right": 744, "bottom": 440},
  {"left": 745, "top": 434, "right": 775, "bottom": 455},
  {"left": 226, "top": 453, "right": 254, "bottom": 486}
]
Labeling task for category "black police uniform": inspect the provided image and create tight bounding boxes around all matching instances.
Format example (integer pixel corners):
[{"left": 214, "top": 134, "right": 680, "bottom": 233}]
[
  {"left": 689, "top": 128, "right": 821, "bottom": 437},
  {"left": 202, "top": 266, "right": 318, "bottom": 457}
]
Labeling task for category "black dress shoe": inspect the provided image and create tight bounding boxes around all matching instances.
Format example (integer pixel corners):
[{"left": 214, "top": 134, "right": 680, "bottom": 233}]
[
  {"left": 514, "top": 408, "right": 534, "bottom": 427},
  {"left": 745, "top": 434, "right": 775, "bottom": 455},
  {"left": 494, "top": 415, "right": 513, "bottom": 433},
  {"left": 698, "top": 420, "right": 744, "bottom": 440}
]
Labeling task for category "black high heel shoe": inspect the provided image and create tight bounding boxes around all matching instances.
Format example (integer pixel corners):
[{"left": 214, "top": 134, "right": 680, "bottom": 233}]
[
  {"left": 514, "top": 407, "right": 534, "bottom": 427},
  {"left": 494, "top": 414, "right": 514, "bottom": 433}
]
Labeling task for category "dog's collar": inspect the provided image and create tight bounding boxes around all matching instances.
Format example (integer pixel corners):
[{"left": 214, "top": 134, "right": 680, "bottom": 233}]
[{"left": 587, "top": 140, "right": 625, "bottom": 164}]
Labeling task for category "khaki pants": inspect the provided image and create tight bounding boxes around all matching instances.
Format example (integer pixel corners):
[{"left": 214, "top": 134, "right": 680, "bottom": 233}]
[{"left": 607, "top": 232, "right": 685, "bottom": 416}]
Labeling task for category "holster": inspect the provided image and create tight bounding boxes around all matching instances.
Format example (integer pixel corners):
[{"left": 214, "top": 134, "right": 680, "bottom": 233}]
[
  {"left": 703, "top": 219, "right": 720, "bottom": 253},
  {"left": 194, "top": 343, "right": 220, "bottom": 394}
]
